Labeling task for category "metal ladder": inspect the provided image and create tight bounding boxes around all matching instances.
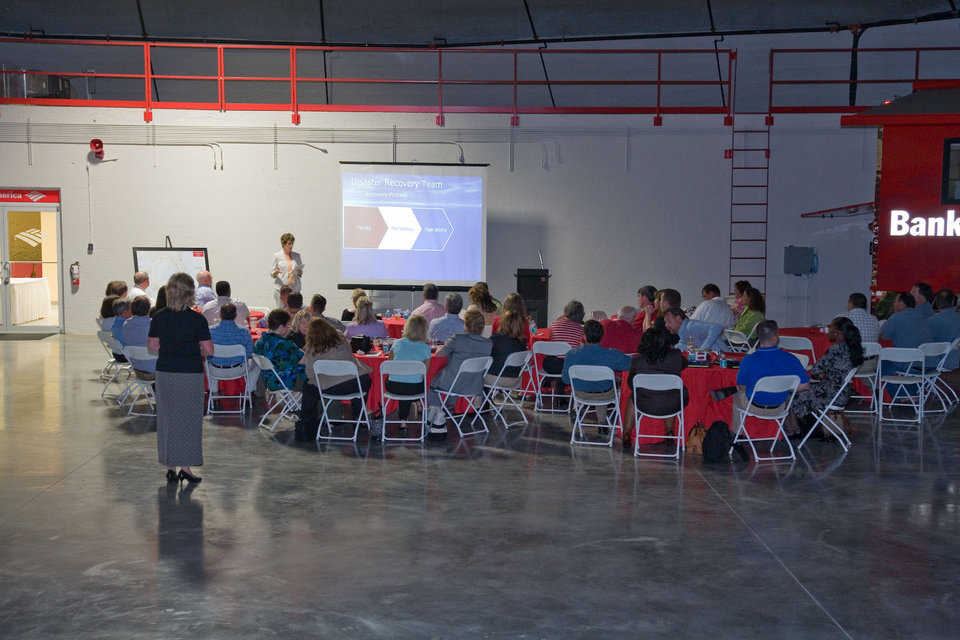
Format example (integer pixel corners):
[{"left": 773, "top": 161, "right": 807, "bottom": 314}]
[{"left": 727, "top": 115, "right": 770, "bottom": 294}]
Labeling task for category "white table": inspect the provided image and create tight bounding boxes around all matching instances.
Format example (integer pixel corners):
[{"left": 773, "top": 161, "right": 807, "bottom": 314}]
[{"left": 8, "top": 277, "right": 52, "bottom": 325}]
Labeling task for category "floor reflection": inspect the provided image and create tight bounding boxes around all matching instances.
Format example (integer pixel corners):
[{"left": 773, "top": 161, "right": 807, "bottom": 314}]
[{"left": 157, "top": 483, "right": 206, "bottom": 585}]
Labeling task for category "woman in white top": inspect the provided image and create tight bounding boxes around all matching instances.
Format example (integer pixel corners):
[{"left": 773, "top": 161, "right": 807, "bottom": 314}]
[{"left": 270, "top": 232, "right": 304, "bottom": 306}]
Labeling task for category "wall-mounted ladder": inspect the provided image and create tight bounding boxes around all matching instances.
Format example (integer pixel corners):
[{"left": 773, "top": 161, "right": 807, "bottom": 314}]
[{"left": 727, "top": 115, "right": 770, "bottom": 294}]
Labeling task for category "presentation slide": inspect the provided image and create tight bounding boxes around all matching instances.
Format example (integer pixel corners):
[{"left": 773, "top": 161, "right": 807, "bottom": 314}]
[
  {"left": 340, "top": 163, "right": 486, "bottom": 286},
  {"left": 132, "top": 247, "right": 209, "bottom": 301}
]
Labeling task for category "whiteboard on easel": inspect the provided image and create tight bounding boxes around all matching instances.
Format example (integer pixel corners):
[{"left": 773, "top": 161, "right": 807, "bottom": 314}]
[{"left": 132, "top": 247, "right": 210, "bottom": 301}]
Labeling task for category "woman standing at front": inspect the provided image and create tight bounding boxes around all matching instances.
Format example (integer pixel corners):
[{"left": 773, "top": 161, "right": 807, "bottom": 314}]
[
  {"left": 148, "top": 273, "right": 213, "bottom": 484},
  {"left": 270, "top": 232, "right": 304, "bottom": 306}
]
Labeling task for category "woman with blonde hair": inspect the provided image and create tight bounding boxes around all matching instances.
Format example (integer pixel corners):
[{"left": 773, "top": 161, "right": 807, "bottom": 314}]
[
  {"left": 288, "top": 307, "right": 313, "bottom": 349},
  {"left": 295, "top": 317, "right": 372, "bottom": 440},
  {"left": 385, "top": 314, "right": 432, "bottom": 430},
  {"left": 148, "top": 272, "right": 213, "bottom": 484},
  {"left": 345, "top": 295, "right": 389, "bottom": 339},
  {"left": 341, "top": 287, "right": 367, "bottom": 322}
]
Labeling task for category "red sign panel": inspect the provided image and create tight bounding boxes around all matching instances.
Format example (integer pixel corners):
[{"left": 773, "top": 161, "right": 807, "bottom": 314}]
[
  {"left": 0, "top": 188, "right": 60, "bottom": 204},
  {"left": 193, "top": 250, "right": 205, "bottom": 257}
]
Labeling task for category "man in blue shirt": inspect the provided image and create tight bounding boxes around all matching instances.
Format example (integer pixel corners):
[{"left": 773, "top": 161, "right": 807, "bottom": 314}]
[
  {"left": 209, "top": 303, "right": 259, "bottom": 392},
  {"left": 664, "top": 307, "right": 723, "bottom": 350},
  {"left": 428, "top": 293, "right": 465, "bottom": 343},
  {"left": 928, "top": 289, "right": 960, "bottom": 370},
  {"left": 911, "top": 282, "right": 935, "bottom": 318},
  {"left": 880, "top": 292, "right": 933, "bottom": 348},
  {"left": 563, "top": 320, "right": 631, "bottom": 430},
  {"left": 733, "top": 320, "right": 810, "bottom": 426},
  {"left": 122, "top": 295, "right": 155, "bottom": 374},
  {"left": 110, "top": 297, "right": 132, "bottom": 346}
]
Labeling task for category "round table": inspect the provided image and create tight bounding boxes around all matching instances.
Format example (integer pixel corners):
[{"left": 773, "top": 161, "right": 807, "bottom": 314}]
[{"left": 383, "top": 317, "right": 406, "bottom": 339}]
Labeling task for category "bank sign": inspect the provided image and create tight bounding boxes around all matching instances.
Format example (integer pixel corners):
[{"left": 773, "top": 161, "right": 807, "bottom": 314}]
[{"left": 890, "top": 210, "right": 960, "bottom": 236}]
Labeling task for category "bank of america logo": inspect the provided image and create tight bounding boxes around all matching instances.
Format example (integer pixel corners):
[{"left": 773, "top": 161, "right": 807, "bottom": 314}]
[
  {"left": 24, "top": 191, "right": 45, "bottom": 202},
  {"left": 14, "top": 228, "right": 42, "bottom": 247}
]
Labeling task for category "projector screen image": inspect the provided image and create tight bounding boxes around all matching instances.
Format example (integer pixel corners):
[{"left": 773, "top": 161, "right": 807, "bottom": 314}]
[{"left": 340, "top": 163, "right": 486, "bottom": 286}]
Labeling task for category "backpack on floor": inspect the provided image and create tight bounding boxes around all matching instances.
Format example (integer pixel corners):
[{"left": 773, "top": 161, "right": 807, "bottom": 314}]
[
  {"left": 686, "top": 422, "right": 707, "bottom": 455},
  {"left": 702, "top": 421, "right": 734, "bottom": 463}
]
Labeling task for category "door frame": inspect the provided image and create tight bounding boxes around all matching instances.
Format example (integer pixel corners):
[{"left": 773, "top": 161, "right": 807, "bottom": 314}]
[{"left": 0, "top": 195, "right": 65, "bottom": 334}]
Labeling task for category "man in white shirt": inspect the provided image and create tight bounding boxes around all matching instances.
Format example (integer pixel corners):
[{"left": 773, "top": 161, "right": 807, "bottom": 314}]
[
  {"left": 690, "top": 283, "right": 735, "bottom": 328},
  {"left": 129, "top": 271, "right": 152, "bottom": 303},
  {"left": 202, "top": 280, "right": 250, "bottom": 328},
  {"left": 195, "top": 270, "right": 216, "bottom": 307},
  {"left": 842, "top": 292, "right": 880, "bottom": 343}
]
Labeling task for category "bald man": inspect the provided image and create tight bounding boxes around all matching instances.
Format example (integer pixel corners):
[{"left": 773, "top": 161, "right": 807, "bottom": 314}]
[
  {"left": 195, "top": 270, "right": 216, "bottom": 307},
  {"left": 129, "top": 271, "right": 152, "bottom": 303}
]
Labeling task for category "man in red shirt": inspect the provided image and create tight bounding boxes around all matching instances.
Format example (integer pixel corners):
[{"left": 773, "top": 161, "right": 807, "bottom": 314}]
[
  {"left": 632, "top": 285, "right": 658, "bottom": 332},
  {"left": 601, "top": 306, "right": 642, "bottom": 354}
]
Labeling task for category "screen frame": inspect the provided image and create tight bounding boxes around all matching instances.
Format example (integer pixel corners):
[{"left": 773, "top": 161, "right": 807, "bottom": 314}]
[
  {"left": 338, "top": 161, "right": 488, "bottom": 290},
  {"left": 132, "top": 247, "right": 210, "bottom": 273}
]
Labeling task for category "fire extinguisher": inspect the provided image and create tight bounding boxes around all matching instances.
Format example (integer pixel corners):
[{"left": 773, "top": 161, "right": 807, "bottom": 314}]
[{"left": 70, "top": 261, "right": 80, "bottom": 287}]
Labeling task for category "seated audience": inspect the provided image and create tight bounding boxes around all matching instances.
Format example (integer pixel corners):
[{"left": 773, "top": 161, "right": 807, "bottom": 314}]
[
  {"left": 310, "top": 294, "right": 346, "bottom": 332},
  {"left": 194, "top": 270, "right": 216, "bottom": 307},
  {"left": 911, "top": 281, "right": 935, "bottom": 318},
  {"left": 122, "top": 295, "right": 155, "bottom": 375},
  {"left": 466, "top": 282, "right": 498, "bottom": 326},
  {"left": 296, "top": 318, "right": 373, "bottom": 441},
  {"left": 129, "top": 271, "right": 151, "bottom": 301},
  {"left": 842, "top": 292, "right": 880, "bottom": 343},
  {"left": 487, "top": 311, "right": 528, "bottom": 386},
  {"left": 562, "top": 320, "right": 631, "bottom": 428},
  {"left": 288, "top": 308, "right": 312, "bottom": 349},
  {"left": 411, "top": 283, "right": 446, "bottom": 323},
  {"left": 253, "top": 309, "right": 305, "bottom": 391},
  {"left": 98, "top": 294, "right": 120, "bottom": 331},
  {"left": 664, "top": 307, "right": 723, "bottom": 350},
  {"left": 658, "top": 289, "right": 682, "bottom": 316},
  {"left": 628, "top": 326, "right": 689, "bottom": 441},
  {"left": 787, "top": 317, "right": 863, "bottom": 436},
  {"left": 600, "top": 306, "right": 642, "bottom": 354},
  {"left": 111, "top": 297, "right": 132, "bottom": 347},
  {"left": 428, "top": 293, "right": 465, "bottom": 342},
  {"left": 208, "top": 303, "right": 259, "bottom": 392},
  {"left": 633, "top": 285, "right": 659, "bottom": 332},
  {"left": 259, "top": 285, "right": 294, "bottom": 329},
  {"left": 880, "top": 292, "right": 933, "bottom": 348},
  {"left": 543, "top": 300, "right": 587, "bottom": 396},
  {"left": 732, "top": 279, "right": 752, "bottom": 316},
  {"left": 730, "top": 320, "right": 810, "bottom": 427},
  {"left": 286, "top": 292, "right": 304, "bottom": 316},
  {"left": 732, "top": 287, "right": 765, "bottom": 338},
  {"left": 384, "top": 314, "right": 432, "bottom": 429},
  {"left": 426, "top": 309, "right": 492, "bottom": 433},
  {"left": 345, "top": 296, "right": 389, "bottom": 339},
  {"left": 491, "top": 292, "right": 533, "bottom": 342},
  {"left": 341, "top": 287, "right": 367, "bottom": 322},
  {"left": 929, "top": 289, "right": 960, "bottom": 369},
  {"left": 202, "top": 281, "right": 250, "bottom": 327},
  {"left": 105, "top": 280, "right": 128, "bottom": 297},
  {"left": 149, "top": 285, "right": 167, "bottom": 318},
  {"left": 691, "top": 283, "right": 735, "bottom": 328}
]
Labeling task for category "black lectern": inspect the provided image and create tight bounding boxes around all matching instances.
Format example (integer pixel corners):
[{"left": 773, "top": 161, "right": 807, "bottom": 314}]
[{"left": 515, "top": 268, "right": 550, "bottom": 329}]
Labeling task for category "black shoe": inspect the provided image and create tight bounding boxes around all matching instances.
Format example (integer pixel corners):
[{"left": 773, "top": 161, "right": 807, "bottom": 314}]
[
  {"left": 166, "top": 469, "right": 177, "bottom": 483},
  {"left": 178, "top": 469, "right": 202, "bottom": 484}
]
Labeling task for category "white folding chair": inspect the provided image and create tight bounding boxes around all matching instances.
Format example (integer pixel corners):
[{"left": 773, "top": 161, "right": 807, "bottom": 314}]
[
  {"left": 119, "top": 346, "right": 157, "bottom": 416},
  {"left": 380, "top": 359, "right": 428, "bottom": 442},
  {"left": 434, "top": 356, "right": 493, "bottom": 437},
  {"left": 204, "top": 344, "right": 252, "bottom": 415},
  {"left": 877, "top": 347, "right": 925, "bottom": 423},
  {"left": 918, "top": 342, "right": 953, "bottom": 413},
  {"left": 790, "top": 352, "right": 810, "bottom": 370},
  {"left": 723, "top": 328, "right": 753, "bottom": 353},
  {"left": 313, "top": 359, "right": 370, "bottom": 442},
  {"left": 778, "top": 335, "right": 817, "bottom": 365},
  {"left": 98, "top": 331, "right": 131, "bottom": 399},
  {"left": 797, "top": 367, "right": 857, "bottom": 452},
  {"left": 847, "top": 342, "right": 881, "bottom": 414},
  {"left": 253, "top": 354, "right": 301, "bottom": 431},
  {"left": 730, "top": 374, "right": 801, "bottom": 462},
  {"left": 631, "top": 374, "right": 685, "bottom": 459},
  {"left": 96, "top": 330, "right": 123, "bottom": 381},
  {"left": 568, "top": 365, "right": 623, "bottom": 447},
  {"left": 480, "top": 350, "right": 532, "bottom": 428},
  {"left": 934, "top": 337, "right": 960, "bottom": 407},
  {"left": 530, "top": 341, "right": 572, "bottom": 413}
]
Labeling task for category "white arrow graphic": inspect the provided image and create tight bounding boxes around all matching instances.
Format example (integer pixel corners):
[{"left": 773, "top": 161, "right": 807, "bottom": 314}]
[{"left": 377, "top": 207, "right": 423, "bottom": 250}]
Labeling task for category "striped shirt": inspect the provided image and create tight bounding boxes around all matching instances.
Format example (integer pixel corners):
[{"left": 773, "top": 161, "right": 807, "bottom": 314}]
[
  {"left": 549, "top": 317, "right": 585, "bottom": 348},
  {"left": 842, "top": 307, "right": 880, "bottom": 344}
]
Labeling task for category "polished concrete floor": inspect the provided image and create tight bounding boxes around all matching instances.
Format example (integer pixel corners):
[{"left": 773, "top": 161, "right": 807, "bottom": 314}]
[{"left": 1, "top": 335, "right": 959, "bottom": 638}]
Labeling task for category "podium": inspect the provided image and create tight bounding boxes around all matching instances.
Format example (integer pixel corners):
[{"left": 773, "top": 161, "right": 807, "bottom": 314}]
[{"left": 515, "top": 268, "right": 550, "bottom": 329}]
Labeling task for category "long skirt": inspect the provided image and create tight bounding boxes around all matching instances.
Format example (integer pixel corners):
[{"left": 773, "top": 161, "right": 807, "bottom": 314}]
[{"left": 156, "top": 371, "right": 205, "bottom": 467}]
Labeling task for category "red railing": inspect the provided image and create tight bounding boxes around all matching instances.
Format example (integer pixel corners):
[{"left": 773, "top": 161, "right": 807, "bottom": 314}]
[
  {"left": 768, "top": 47, "right": 960, "bottom": 121},
  {"left": 0, "top": 37, "right": 735, "bottom": 125}
]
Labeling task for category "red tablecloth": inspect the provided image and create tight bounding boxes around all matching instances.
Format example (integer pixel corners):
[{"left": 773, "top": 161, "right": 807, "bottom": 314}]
[{"left": 383, "top": 317, "right": 405, "bottom": 339}]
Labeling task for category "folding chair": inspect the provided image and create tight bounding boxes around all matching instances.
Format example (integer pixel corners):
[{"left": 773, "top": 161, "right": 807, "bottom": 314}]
[
  {"left": 119, "top": 346, "right": 158, "bottom": 416},
  {"left": 98, "top": 331, "right": 131, "bottom": 399},
  {"left": 253, "top": 354, "right": 301, "bottom": 431},
  {"left": 918, "top": 342, "right": 953, "bottom": 413},
  {"left": 204, "top": 344, "right": 252, "bottom": 414},
  {"left": 934, "top": 337, "right": 960, "bottom": 407},
  {"left": 797, "top": 367, "right": 857, "bottom": 452},
  {"left": 778, "top": 335, "right": 817, "bottom": 365},
  {"left": 380, "top": 360, "right": 428, "bottom": 442},
  {"left": 96, "top": 330, "right": 123, "bottom": 380},
  {"left": 530, "top": 341, "right": 572, "bottom": 413},
  {"left": 313, "top": 360, "right": 370, "bottom": 442},
  {"left": 790, "top": 352, "right": 810, "bottom": 370},
  {"left": 434, "top": 356, "right": 493, "bottom": 437},
  {"left": 729, "top": 374, "right": 801, "bottom": 462},
  {"left": 480, "top": 350, "right": 532, "bottom": 428},
  {"left": 877, "top": 347, "right": 925, "bottom": 424},
  {"left": 631, "top": 374, "right": 685, "bottom": 459},
  {"left": 723, "top": 328, "right": 753, "bottom": 353},
  {"left": 568, "top": 365, "right": 623, "bottom": 447},
  {"left": 846, "top": 342, "right": 881, "bottom": 414}
]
